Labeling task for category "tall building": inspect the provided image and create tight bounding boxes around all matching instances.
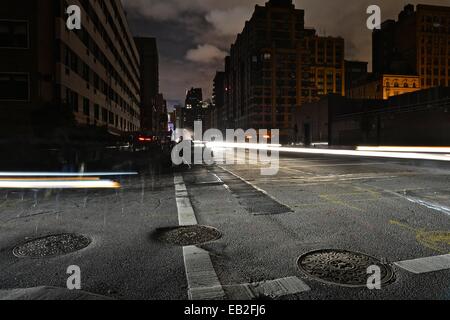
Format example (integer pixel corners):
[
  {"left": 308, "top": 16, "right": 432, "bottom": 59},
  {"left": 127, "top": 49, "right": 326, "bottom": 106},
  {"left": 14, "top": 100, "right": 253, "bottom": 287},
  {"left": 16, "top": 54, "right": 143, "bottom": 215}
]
[
  {"left": 212, "top": 72, "right": 225, "bottom": 130},
  {"left": 373, "top": 4, "right": 450, "bottom": 89},
  {"left": 183, "top": 88, "right": 204, "bottom": 130},
  {"left": 0, "top": 0, "right": 141, "bottom": 136},
  {"left": 134, "top": 37, "right": 159, "bottom": 132},
  {"left": 222, "top": 0, "right": 344, "bottom": 142},
  {"left": 152, "top": 93, "right": 168, "bottom": 134},
  {"left": 345, "top": 60, "right": 368, "bottom": 97}
]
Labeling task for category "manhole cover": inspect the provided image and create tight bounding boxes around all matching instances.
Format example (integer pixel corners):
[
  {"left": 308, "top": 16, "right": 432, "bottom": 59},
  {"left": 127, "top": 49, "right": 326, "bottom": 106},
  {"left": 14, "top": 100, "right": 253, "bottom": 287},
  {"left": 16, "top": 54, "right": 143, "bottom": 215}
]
[
  {"left": 297, "top": 249, "right": 394, "bottom": 287},
  {"left": 155, "top": 225, "right": 221, "bottom": 246},
  {"left": 13, "top": 234, "right": 91, "bottom": 258}
]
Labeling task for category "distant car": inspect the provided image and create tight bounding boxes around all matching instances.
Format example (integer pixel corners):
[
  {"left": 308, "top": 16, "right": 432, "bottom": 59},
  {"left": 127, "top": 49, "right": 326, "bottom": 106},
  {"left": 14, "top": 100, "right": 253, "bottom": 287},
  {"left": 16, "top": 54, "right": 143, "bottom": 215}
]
[{"left": 129, "top": 132, "right": 161, "bottom": 151}]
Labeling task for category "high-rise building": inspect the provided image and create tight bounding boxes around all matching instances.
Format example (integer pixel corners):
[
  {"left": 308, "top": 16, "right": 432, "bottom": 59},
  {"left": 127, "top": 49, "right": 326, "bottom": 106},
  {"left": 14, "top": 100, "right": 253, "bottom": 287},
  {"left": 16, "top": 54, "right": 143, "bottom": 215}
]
[
  {"left": 152, "top": 93, "right": 168, "bottom": 134},
  {"left": 222, "top": 0, "right": 344, "bottom": 142},
  {"left": 183, "top": 88, "right": 203, "bottom": 130},
  {"left": 345, "top": 60, "right": 368, "bottom": 97},
  {"left": 134, "top": 37, "right": 159, "bottom": 132},
  {"left": 373, "top": 4, "right": 450, "bottom": 89},
  {"left": 212, "top": 72, "right": 225, "bottom": 131},
  {"left": 0, "top": 0, "right": 141, "bottom": 136}
]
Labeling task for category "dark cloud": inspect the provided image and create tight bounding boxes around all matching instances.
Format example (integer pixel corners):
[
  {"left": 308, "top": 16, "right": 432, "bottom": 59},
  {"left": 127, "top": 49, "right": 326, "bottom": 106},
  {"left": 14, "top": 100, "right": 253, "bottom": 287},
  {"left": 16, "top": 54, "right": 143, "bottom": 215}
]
[{"left": 122, "top": 0, "right": 450, "bottom": 103}]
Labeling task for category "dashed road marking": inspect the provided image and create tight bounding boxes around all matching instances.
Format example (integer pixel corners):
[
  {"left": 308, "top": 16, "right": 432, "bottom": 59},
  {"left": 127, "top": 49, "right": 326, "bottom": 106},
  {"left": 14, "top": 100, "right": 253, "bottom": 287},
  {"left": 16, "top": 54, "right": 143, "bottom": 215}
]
[
  {"left": 174, "top": 175, "right": 197, "bottom": 226},
  {"left": 403, "top": 196, "right": 450, "bottom": 217},
  {"left": 174, "top": 174, "right": 225, "bottom": 300},
  {"left": 183, "top": 246, "right": 225, "bottom": 300},
  {"left": 395, "top": 254, "right": 450, "bottom": 274},
  {"left": 224, "top": 277, "right": 311, "bottom": 300},
  {"left": 385, "top": 189, "right": 450, "bottom": 217}
]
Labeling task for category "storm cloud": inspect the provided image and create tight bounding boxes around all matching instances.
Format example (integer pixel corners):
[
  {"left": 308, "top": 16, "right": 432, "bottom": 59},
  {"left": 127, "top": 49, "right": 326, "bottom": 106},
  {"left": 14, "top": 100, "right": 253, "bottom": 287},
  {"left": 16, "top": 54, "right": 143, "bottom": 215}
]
[{"left": 122, "top": 0, "right": 450, "bottom": 105}]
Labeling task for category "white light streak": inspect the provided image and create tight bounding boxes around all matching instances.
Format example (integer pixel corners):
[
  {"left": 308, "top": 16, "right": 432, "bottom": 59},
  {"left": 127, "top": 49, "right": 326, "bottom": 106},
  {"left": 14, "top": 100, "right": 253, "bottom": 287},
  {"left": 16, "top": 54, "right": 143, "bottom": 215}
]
[
  {"left": 0, "top": 172, "right": 138, "bottom": 177},
  {"left": 0, "top": 180, "right": 121, "bottom": 189},
  {"left": 208, "top": 142, "right": 450, "bottom": 162},
  {"left": 357, "top": 146, "right": 450, "bottom": 154}
]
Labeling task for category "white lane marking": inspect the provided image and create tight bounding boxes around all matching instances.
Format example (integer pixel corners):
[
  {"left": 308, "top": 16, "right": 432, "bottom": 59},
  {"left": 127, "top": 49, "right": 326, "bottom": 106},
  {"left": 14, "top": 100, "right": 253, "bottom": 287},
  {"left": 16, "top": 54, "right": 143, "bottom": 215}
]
[
  {"left": 217, "top": 166, "right": 294, "bottom": 212},
  {"left": 174, "top": 175, "right": 197, "bottom": 226},
  {"left": 184, "top": 246, "right": 225, "bottom": 300},
  {"left": 251, "top": 277, "right": 310, "bottom": 298},
  {"left": 403, "top": 196, "right": 450, "bottom": 217},
  {"left": 395, "top": 254, "right": 450, "bottom": 274},
  {"left": 255, "top": 175, "right": 398, "bottom": 184},
  {"left": 224, "top": 277, "right": 310, "bottom": 300},
  {"left": 282, "top": 162, "right": 401, "bottom": 168},
  {"left": 174, "top": 174, "right": 225, "bottom": 300},
  {"left": 386, "top": 189, "right": 450, "bottom": 217}
]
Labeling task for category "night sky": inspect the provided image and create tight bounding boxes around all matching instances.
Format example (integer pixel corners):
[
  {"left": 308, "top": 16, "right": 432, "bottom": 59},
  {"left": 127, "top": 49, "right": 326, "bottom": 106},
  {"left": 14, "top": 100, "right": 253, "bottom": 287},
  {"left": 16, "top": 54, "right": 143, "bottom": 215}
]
[{"left": 122, "top": 0, "right": 449, "bottom": 106}]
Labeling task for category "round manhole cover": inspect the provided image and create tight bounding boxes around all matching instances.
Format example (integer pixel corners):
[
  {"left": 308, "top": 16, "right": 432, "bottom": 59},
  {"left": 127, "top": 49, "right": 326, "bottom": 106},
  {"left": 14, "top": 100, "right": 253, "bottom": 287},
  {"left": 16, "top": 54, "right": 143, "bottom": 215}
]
[
  {"left": 155, "top": 225, "right": 221, "bottom": 246},
  {"left": 13, "top": 234, "right": 91, "bottom": 258},
  {"left": 297, "top": 249, "right": 394, "bottom": 287}
]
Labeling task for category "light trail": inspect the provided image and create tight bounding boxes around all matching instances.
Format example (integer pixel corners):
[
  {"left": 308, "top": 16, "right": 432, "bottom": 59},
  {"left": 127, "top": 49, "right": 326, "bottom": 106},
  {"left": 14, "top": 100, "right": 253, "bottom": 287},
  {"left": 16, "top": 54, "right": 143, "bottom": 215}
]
[
  {"left": 0, "top": 177, "right": 101, "bottom": 181},
  {"left": 206, "top": 142, "right": 282, "bottom": 149},
  {"left": 207, "top": 142, "right": 450, "bottom": 162},
  {"left": 0, "top": 180, "right": 121, "bottom": 189},
  {"left": 0, "top": 172, "right": 138, "bottom": 177},
  {"left": 357, "top": 146, "right": 450, "bottom": 154}
]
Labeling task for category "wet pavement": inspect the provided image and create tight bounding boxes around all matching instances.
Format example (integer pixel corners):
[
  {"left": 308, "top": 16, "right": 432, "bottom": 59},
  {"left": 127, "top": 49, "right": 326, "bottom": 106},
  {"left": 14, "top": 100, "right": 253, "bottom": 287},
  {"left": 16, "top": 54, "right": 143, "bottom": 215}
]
[{"left": 0, "top": 146, "right": 449, "bottom": 300}]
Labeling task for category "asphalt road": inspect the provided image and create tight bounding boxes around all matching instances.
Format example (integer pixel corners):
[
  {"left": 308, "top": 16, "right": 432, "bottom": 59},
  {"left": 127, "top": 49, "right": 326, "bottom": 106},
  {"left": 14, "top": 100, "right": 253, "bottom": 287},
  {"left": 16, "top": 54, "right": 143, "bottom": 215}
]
[{"left": 0, "top": 149, "right": 449, "bottom": 300}]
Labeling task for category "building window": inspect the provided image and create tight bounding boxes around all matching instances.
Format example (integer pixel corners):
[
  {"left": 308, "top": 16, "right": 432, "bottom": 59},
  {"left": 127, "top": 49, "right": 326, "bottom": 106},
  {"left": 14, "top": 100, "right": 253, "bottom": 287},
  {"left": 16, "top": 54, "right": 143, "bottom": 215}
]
[
  {"left": 94, "top": 104, "right": 100, "bottom": 120},
  {"left": 0, "top": 20, "right": 28, "bottom": 48},
  {"left": 0, "top": 73, "right": 29, "bottom": 101},
  {"left": 83, "top": 98, "right": 90, "bottom": 116},
  {"left": 66, "top": 89, "right": 78, "bottom": 112},
  {"left": 102, "top": 108, "right": 108, "bottom": 122},
  {"left": 109, "top": 111, "right": 114, "bottom": 125}
]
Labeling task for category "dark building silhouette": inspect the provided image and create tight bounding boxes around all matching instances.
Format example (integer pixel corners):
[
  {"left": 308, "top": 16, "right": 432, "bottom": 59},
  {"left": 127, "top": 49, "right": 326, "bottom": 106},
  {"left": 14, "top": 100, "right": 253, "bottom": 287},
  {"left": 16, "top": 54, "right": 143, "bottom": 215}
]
[
  {"left": 373, "top": 4, "right": 450, "bottom": 89},
  {"left": 297, "top": 87, "right": 450, "bottom": 147},
  {"left": 218, "top": 0, "right": 344, "bottom": 143},
  {"left": 152, "top": 93, "right": 168, "bottom": 134},
  {"left": 0, "top": 0, "right": 141, "bottom": 137},
  {"left": 134, "top": 37, "right": 160, "bottom": 132},
  {"left": 212, "top": 72, "right": 225, "bottom": 130},
  {"left": 183, "top": 88, "right": 204, "bottom": 131},
  {"left": 345, "top": 60, "right": 368, "bottom": 97}
]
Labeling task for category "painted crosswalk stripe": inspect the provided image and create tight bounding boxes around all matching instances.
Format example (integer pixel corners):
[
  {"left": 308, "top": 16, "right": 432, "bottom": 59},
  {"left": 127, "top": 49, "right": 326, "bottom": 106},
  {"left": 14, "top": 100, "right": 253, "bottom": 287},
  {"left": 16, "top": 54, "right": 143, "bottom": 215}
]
[
  {"left": 395, "top": 254, "right": 450, "bottom": 274},
  {"left": 184, "top": 246, "right": 225, "bottom": 300},
  {"left": 174, "top": 174, "right": 225, "bottom": 300},
  {"left": 223, "top": 277, "right": 311, "bottom": 300},
  {"left": 174, "top": 174, "right": 198, "bottom": 226}
]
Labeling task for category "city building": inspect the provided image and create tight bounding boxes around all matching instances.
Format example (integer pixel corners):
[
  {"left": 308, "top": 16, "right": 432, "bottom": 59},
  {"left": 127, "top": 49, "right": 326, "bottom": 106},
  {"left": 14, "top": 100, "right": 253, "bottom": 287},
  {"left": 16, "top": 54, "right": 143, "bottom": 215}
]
[
  {"left": 373, "top": 4, "right": 450, "bottom": 89},
  {"left": 212, "top": 71, "right": 225, "bottom": 131},
  {"left": 173, "top": 104, "right": 183, "bottom": 131},
  {"left": 134, "top": 37, "right": 159, "bottom": 132},
  {"left": 350, "top": 74, "right": 421, "bottom": 100},
  {"left": 182, "top": 88, "right": 204, "bottom": 130},
  {"left": 0, "top": 0, "right": 142, "bottom": 137},
  {"left": 345, "top": 60, "right": 368, "bottom": 97},
  {"left": 297, "top": 86, "right": 450, "bottom": 146},
  {"left": 152, "top": 93, "right": 168, "bottom": 134},
  {"left": 221, "top": 0, "right": 344, "bottom": 143}
]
